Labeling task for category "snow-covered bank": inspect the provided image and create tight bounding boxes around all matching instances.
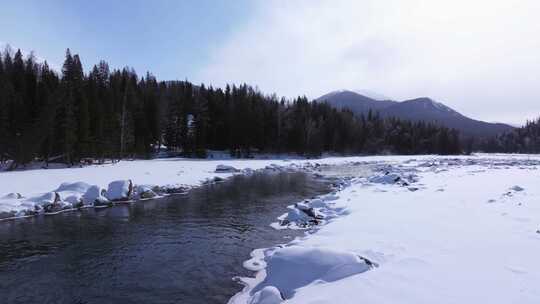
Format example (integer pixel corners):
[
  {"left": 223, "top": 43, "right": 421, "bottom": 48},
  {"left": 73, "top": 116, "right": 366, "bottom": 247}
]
[
  {"left": 0, "top": 155, "right": 381, "bottom": 219},
  {"left": 4, "top": 153, "right": 540, "bottom": 303},
  {"left": 231, "top": 154, "right": 540, "bottom": 304},
  {"left": 0, "top": 158, "right": 291, "bottom": 218},
  {"left": 1, "top": 154, "right": 537, "bottom": 219}
]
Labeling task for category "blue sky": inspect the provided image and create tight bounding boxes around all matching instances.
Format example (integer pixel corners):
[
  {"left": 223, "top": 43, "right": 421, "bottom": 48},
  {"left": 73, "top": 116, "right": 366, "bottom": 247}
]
[
  {"left": 2, "top": 0, "right": 540, "bottom": 124},
  {"left": 0, "top": 0, "right": 253, "bottom": 80}
]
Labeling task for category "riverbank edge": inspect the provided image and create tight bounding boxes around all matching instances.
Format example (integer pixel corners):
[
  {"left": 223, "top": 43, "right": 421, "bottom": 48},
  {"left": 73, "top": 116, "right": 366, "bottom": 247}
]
[
  {"left": 0, "top": 162, "right": 325, "bottom": 222},
  {"left": 227, "top": 164, "right": 375, "bottom": 304}
]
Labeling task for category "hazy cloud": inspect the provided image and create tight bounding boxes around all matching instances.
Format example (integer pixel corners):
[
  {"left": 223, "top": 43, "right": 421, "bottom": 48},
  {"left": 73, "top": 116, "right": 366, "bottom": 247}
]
[{"left": 197, "top": 0, "right": 540, "bottom": 125}]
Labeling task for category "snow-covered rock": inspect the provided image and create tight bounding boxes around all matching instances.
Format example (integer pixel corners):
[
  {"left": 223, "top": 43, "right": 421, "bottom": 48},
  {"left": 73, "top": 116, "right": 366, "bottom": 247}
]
[
  {"left": 321, "top": 194, "right": 339, "bottom": 201},
  {"left": 307, "top": 198, "right": 326, "bottom": 208},
  {"left": 294, "top": 202, "right": 323, "bottom": 219},
  {"left": 251, "top": 246, "right": 373, "bottom": 299},
  {"left": 25, "top": 191, "right": 71, "bottom": 213},
  {"left": 105, "top": 180, "right": 133, "bottom": 201},
  {"left": 154, "top": 184, "right": 189, "bottom": 194},
  {"left": 248, "top": 286, "right": 283, "bottom": 304},
  {"left": 368, "top": 170, "right": 417, "bottom": 186},
  {"left": 510, "top": 185, "right": 525, "bottom": 192},
  {"left": 212, "top": 176, "right": 225, "bottom": 182},
  {"left": 82, "top": 185, "right": 110, "bottom": 206},
  {"left": 53, "top": 182, "right": 111, "bottom": 207},
  {"left": 369, "top": 172, "right": 403, "bottom": 184},
  {"left": 55, "top": 181, "right": 92, "bottom": 194},
  {"left": 28, "top": 191, "right": 59, "bottom": 206},
  {"left": 274, "top": 194, "right": 348, "bottom": 229},
  {"left": 135, "top": 184, "right": 158, "bottom": 199},
  {"left": 276, "top": 208, "right": 315, "bottom": 229},
  {"left": 264, "top": 164, "right": 282, "bottom": 171},
  {"left": 215, "top": 164, "right": 239, "bottom": 173},
  {"left": 55, "top": 182, "right": 93, "bottom": 207},
  {"left": 2, "top": 192, "right": 22, "bottom": 200}
]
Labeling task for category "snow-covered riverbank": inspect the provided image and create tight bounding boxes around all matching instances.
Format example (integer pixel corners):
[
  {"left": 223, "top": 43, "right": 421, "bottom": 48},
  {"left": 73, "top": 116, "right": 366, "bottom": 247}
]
[
  {"left": 230, "top": 154, "right": 540, "bottom": 304},
  {"left": 0, "top": 155, "right": 385, "bottom": 219},
  {"left": 0, "top": 158, "right": 299, "bottom": 218},
  {"left": 3, "top": 154, "right": 540, "bottom": 303}
]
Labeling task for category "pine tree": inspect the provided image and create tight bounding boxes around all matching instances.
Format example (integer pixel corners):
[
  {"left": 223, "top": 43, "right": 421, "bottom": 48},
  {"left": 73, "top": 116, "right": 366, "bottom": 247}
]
[
  {"left": 0, "top": 48, "right": 468, "bottom": 167},
  {"left": 72, "top": 54, "right": 90, "bottom": 159},
  {"left": 193, "top": 88, "right": 209, "bottom": 157},
  {"left": 59, "top": 49, "right": 78, "bottom": 165},
  {"left": 0, "top": 52, "right": 7, "bottom": 162}
]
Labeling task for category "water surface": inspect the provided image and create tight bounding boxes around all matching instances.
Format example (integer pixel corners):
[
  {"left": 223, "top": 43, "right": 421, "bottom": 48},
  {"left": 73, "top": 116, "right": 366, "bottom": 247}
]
[{"left": 0, "top": 171, "right": 331, "bottom": 304}]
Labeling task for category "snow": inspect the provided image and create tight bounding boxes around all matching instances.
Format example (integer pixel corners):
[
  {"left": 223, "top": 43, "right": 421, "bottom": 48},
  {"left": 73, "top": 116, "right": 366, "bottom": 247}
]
[
  {"left": 0, "top": 158, "right": 307, "bottom": 218},
  {"left": 273, "top": 193, "right": 350, "bottom": 230},
  {"left": 215, "top": 164, "right": 240, "bottom": 173},
  {"left": 0, "top": 155, "right": 379, "bottom": 218},
  {"left": 82, "top": 185, "right": 109, "bottom": 206},
  {"left": 134, "top": 184, "right": 158, "bottom": 199},
  {"left": 369, "top": 172, "right": 408, "bottom": 184},
  {"left": 250, "top": 246, "right": 373, "bottom": 299},
  {"left": 55, "top": 182, "right": 92, "bottom": 205},
  {"left": 248, "top": 286, "right": 283, "bottom": 304},
  {"left": 2, "top": 153, "right": 540, "bottom": 303},
  {"left": 274, "top": 208, "right": 314, "bottom": 229},
  {"left": 105, "top": 180, "right": 132, "bottom": 201},
  {"left": 1, "top": 193, "right": 22, "bottom": 200},
  {"left": 510, "top": 185, "right": 525, "bottom": 192},
  {"left": 231, "top": 154, "right": 540, "bottom": 304}
]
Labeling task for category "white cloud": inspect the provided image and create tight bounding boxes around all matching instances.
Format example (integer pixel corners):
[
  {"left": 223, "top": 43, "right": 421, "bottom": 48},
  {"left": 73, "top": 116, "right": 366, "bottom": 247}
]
[{"left": 196, "top": 0, "right": 540, "bottom": 124}]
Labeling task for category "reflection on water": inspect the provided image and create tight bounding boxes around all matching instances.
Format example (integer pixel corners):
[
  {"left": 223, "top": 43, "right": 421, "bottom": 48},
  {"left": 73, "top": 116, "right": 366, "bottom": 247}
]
[{"left": 0, "top": 171, "right": 331, "bottom": 304}]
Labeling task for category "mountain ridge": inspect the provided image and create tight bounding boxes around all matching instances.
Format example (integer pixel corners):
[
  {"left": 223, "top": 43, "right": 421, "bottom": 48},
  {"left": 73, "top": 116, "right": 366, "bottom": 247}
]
[{"left": 317, "top": 90, "right": 514, "bottom": 137}]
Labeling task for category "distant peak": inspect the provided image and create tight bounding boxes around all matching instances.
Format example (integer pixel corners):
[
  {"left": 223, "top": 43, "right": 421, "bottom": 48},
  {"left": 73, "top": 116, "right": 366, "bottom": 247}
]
[
  {"left": 325, "top": 89, "right": 355, "bottom": 95},
  {"left": 405, "top": 97, "right": 457, "bottom": 113},
  {"left": 408, "top": 97, "right": 434, "bottom": 103},
  {"left": 319, "top": 89, "right": 392, "bottom": 101},
  {"left": 354, "top": 89, "right": 392, "bottom": 101},
  {"left": 317, "top": 90, "right": 358, "bottom": 100}
]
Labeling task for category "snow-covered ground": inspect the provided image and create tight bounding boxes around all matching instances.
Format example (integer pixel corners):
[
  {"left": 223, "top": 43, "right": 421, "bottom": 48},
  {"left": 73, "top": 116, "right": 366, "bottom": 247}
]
[
  {"left": 2, "top": 154, "right": 540, "bottom": 303},
  {"left": 0, "top": 155, "right": 386, "bottom": 218},
  {"left": 230, "top": 154, "right": 540, "bottom": 304}
]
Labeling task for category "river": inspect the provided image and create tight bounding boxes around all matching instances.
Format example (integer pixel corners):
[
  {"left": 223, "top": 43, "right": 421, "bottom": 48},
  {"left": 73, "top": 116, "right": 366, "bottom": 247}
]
[{"left": 0, "top": 171, "right": 332, "bottom": 304}]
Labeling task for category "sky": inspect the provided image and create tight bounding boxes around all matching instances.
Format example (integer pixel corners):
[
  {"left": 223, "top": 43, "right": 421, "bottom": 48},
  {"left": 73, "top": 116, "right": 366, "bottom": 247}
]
[{"left": 1, "top": 0, "right": 539, "bottom": 125}]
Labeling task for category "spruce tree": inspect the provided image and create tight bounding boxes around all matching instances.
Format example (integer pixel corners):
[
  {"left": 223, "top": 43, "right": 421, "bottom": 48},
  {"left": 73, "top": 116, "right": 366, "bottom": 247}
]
[
  {"left": 0, "top": 48, "right": 469, "bottom": 167},
  {"left": 59, "top": 49, "right": 78, "bottom": 165}
]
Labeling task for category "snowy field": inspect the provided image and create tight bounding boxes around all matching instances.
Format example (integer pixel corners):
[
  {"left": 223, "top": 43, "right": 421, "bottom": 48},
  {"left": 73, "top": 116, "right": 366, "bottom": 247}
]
[
  {"left": 2, "top": 154, "right": 540, "bottom": 303},
  {"left": 230, "top": 154, "right": 540, "bottom": 304}
]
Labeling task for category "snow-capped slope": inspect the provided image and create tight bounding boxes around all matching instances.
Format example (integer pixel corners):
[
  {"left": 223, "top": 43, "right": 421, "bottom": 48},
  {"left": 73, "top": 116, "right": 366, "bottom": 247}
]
[{"left": 384, "top": 97, "right": 514, "bottom": 137}]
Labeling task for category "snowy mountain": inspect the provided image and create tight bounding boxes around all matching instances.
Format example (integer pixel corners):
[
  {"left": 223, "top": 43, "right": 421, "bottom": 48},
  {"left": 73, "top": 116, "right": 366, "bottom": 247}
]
[
  {"left": 317, "top": 90, "right": 396, "bottom": 114},
  {"left": 354, "top": 89, "right": 392, "bottom": 101},
  {"left": 317, "top": 90, "right": 514, "bottom": 137}
]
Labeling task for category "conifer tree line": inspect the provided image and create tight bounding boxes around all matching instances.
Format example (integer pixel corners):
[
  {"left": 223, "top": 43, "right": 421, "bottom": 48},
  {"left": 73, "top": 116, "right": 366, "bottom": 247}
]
[
  {"left": 0, "top": 48, "right": 463, "bottom": 168},
  {"left": 478, "top": 118, "right": 540, "bottom": 153}
]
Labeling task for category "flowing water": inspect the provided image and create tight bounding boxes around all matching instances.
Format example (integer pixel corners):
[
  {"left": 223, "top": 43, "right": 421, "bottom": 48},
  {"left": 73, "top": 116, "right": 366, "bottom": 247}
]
[{"left": 0, "top": 171, "right": 332, "bottom": 304}]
